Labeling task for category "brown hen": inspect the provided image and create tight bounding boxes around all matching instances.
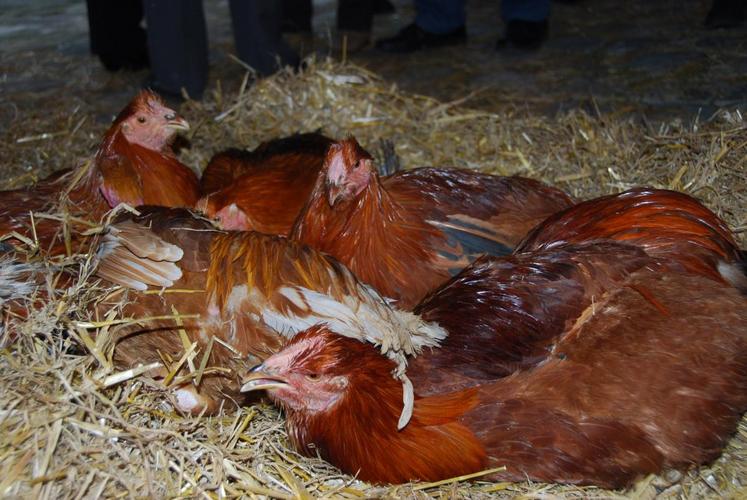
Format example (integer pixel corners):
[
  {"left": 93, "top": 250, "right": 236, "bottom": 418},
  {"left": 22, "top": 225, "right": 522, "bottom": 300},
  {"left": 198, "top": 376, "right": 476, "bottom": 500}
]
[
  {"left": 291, "top": 136, "right": 574, "bottom": 308},
  {"left": 0, "top": 90, "right": 199, "bottom": 256}
]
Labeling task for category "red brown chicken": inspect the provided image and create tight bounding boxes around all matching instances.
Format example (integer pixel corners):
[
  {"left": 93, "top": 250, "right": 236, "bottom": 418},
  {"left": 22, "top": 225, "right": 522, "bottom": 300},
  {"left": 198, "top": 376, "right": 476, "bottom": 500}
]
[
  {"left": 197, "top": 133, "right": 334, "bottom": 234},
  {"left": 242, "top": 188, "right": 747, "bottom": 488},
  {"left": 91, "top": 207, "right": 444, "bottom": 415},
  {"left": 0, "top": 90, "right": 199, "bottom": 255},
  {"left": 290, "top": 136, "right": 574, "bottom": 308}
]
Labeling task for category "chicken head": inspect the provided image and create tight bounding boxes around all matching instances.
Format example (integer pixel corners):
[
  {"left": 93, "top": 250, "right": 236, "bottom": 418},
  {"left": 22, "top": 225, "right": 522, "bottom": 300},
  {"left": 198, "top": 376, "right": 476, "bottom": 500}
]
[
  {"left": 325, "top": 137, "right": 374, "bottom": 206},
  {"left": 117, "top": 90, "right": 190, "bottom": 151},
  {"left": 242, "top": 325, "right": 356, "bottom": 414}
]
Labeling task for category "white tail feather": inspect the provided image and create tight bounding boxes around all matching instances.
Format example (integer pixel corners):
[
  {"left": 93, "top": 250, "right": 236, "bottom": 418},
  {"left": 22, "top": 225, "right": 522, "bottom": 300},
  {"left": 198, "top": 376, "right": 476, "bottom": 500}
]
[{"left": 268, "top": 284, "right": 447, "bottom": 429}]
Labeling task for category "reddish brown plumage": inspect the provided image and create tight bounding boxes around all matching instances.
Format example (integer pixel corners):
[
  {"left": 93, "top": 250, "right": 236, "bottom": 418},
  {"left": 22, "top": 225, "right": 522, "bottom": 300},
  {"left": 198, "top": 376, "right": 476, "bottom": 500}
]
[
  {"left": 517, "top": 187, "right": 741, "bottom": 282},
  {"left": 0, "top": 90, "right": 199, "bottom": 255},
  {"left": 413, "top": 188, "right": 745, "bottom": 387},
  {"left": 244, "top": 188, "right": 747, "bottom": 488},
  {"left": 291, "top": 137, "right": 574, "bottom": 308},
  {"left": 197, "top": 133, "right": 333, "bottom": 233},
  {"left": 92, "top": 207, "right": 443, "bottom": 415}
]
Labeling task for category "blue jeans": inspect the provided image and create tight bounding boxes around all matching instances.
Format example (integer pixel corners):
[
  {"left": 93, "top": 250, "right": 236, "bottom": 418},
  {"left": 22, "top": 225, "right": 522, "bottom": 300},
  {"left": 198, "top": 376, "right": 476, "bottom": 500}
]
[{"left": 415, "top": 0, "right": 550, "bottom": 33}]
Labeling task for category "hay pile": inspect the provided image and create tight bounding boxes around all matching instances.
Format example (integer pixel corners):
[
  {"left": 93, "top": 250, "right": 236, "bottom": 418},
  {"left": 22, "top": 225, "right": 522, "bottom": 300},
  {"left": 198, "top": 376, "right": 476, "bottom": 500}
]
[{"left": 1, "top": 58, "right": 746, "bottom": 498}]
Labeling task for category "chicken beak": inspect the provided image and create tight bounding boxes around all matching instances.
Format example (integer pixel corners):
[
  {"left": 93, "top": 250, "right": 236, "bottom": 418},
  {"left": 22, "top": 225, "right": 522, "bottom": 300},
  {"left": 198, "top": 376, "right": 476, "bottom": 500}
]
[
  {"left": 166, "top": 116, "right": 190, "bottom": 132},
  {"left": 240, "top": 365, "right": 289, "bottom": 392},
  {"left": 327, "top": 182, "right": 344, "bottom": 207}
]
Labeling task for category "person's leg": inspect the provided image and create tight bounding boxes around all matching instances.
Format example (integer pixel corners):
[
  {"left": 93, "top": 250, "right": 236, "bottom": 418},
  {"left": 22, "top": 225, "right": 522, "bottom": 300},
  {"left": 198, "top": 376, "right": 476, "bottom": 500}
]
[
  {"left": 281, "top": 0, "right": 313, "bottom": 33},
  {"left": 335, "top": 0, "right": 375, "bottom": 53},
  {"left": 375, "top": 0, "right": 466, "bottom": 53},
  {"left": 143, "top": 0, "right": 209, "bottom": 98},
  {"left": 374, "top": 0, "right": 396, "bottom": 15},
  {"left": 229, "top": 0, "right": 300, "bottom": 76},
  {"left": 86, "top": 0, "right": 148, "bottom": 71},
  {"left": 705, "top": 0, "right": 745, "bottom": 28},
  {"left": 501, "top": 0, "right": 550, "bottom": 22},
  {"left": 414, "top": 0, "right": 465, "bottom": 34},
  {"left": 498, "top": 0, "right": 550, "bottom": 49},
  {"left": 338, "top": 0, "right": 375, "bottom": 32}
]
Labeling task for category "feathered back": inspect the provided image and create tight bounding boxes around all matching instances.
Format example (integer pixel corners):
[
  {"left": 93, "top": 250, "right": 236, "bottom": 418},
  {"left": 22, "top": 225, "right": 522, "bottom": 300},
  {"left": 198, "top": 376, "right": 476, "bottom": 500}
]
[
  {"left": 204, "top": 230, "right": 445, "bottom": 360},
  {"left": 518, "top": 188, "right": 741, "bottom": 281},
  {"left": 205, "top": 231, "right": 360, "bottom": 312},
  {"left": 410, "top": 242, "right": 661, "bottom": 393},
  {"left": 464, "top": 269, "right": 747, "bottom": 488}
]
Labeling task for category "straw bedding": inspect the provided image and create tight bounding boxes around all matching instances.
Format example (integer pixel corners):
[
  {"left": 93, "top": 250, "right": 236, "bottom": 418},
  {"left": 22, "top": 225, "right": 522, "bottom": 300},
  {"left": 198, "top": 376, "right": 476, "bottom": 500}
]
[{"left": 1, "top": 58, "right": 745, "bottom": 498}]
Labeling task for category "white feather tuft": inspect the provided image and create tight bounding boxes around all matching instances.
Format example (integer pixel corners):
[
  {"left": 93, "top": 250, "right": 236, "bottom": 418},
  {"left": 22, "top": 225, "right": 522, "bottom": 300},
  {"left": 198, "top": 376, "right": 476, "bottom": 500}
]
[
  {"left": 263, "top": 284, "right": 447, "bottom": 429},
  {"left": 0, "top": 257, "right": 39, "bottom": 304},
  {"left": 718, "top": 260, "right": 747, "bottom": 293}
]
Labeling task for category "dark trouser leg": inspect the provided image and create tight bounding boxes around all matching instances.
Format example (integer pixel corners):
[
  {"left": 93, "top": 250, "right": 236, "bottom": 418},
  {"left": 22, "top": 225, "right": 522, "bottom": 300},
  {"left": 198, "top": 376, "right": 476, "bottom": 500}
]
[
  {"left": 414, "top": 0, "right": 466, "bottom": 33},
  {"left": 86, "top": 0, "right": 148, "bottom": 71},
  {"left": 338, "top": 0, "right": 375, "bottom": 32},
  {"left": 229, "top": 0, "right": 300, "bottom": 76},
  {"left": 705, "top": 0, "right": 745, "bottom": 28},
  {"left": 281, "top": 0, "right": 313, "bottom": 32},
  {"left": 500, "top": 0, "right": 550, "bottom": 22},
  {"left": 498, "top": 0, "right": 549, "bottom": 49},
  {"left": 142, "top": 0, "right": 208, "bottom": 98}
]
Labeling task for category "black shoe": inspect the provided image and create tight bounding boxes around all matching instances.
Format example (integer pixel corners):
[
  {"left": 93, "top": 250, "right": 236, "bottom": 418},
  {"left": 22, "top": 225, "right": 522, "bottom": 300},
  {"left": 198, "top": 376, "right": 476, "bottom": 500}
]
[
  {"left": 375, "top": 23, "right": 466, "bottom": 53},
  {"left": 98, "top": 48, "right": 149, "bottom": 72},
  {"left": 496, "top": 19, "right": 548, "bottom": 50},
  {"left": 705, "top": 0, "right": 745, "bottom": 28}
]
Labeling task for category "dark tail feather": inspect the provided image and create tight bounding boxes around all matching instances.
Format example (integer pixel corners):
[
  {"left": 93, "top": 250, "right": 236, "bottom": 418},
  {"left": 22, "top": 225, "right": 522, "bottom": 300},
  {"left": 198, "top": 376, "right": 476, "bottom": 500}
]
[
  {"left": 437, "top": 225, "right": 514, "bottom": 276},
  {"left": 429, "top": 215, "right": 515, "bottom": 276},
  {"left": 445, "top": 226, "right": 513, "bottom": 259},
  {"left": 253, "top": 131, "right": 333, "bottom": 157},
  {"left": 377, "top": 139, "right": 401, "bottom": 176}
]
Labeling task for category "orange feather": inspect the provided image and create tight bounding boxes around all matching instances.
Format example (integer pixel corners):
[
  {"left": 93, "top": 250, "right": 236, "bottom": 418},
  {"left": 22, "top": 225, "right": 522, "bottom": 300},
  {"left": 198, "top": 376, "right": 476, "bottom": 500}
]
[
  {"left": 291, "top": 137, "right": 574, "bottom": 308},
  {"left": 517, "top": 187, "right": 740, "bottom": 282},
  {"left": 198, "top": 133, "right": 333, "bottom": 234}
]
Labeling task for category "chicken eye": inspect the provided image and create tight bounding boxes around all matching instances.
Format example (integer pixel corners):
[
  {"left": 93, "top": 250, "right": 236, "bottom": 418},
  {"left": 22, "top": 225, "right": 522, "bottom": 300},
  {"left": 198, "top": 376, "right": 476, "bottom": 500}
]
[
  {"left": 352, "top": 160, "right": 361, "bottom": 170},
  {"left": 305, "top": 372, "right": 320, "bottom": 381},
  {"left": 137, "top": 116, "right": 147, "bottom": 123}
]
